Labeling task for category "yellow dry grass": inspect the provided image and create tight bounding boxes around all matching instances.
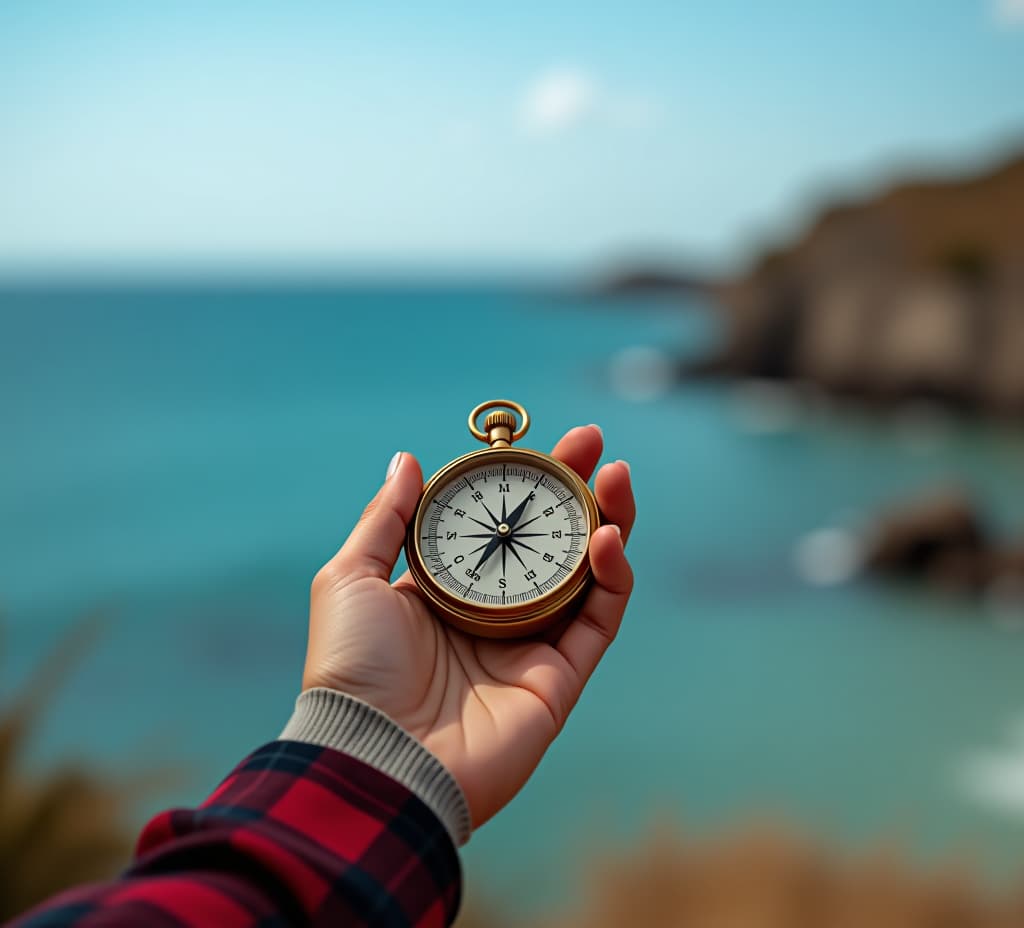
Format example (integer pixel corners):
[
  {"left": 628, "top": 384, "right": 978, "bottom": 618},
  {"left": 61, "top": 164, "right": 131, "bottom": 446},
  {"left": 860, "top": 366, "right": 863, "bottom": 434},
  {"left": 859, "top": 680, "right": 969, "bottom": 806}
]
[
  {"left": 458, "top": 824, "right": 1024, "bottom": 928},
  {"left": 0, "top": 616, "right": 134, "bottom": 921},
  {"left": 6, "top": 616, "right": 1024, "bottom": 927}
]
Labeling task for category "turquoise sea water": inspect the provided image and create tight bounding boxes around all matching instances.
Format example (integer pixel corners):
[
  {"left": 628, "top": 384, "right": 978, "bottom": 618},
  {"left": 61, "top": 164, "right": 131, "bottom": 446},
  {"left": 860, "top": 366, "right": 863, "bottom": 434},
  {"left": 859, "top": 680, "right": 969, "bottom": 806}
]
[{"left": 3, "top": 285, "right": 1024, "bottom": 913}]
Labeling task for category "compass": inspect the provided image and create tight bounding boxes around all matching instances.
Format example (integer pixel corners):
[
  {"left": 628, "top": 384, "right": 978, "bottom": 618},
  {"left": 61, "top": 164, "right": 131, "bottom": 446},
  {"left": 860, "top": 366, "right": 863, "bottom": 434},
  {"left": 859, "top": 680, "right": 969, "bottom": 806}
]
[{"left": 406, "top": 399, "right": 600, "bottom": 638}]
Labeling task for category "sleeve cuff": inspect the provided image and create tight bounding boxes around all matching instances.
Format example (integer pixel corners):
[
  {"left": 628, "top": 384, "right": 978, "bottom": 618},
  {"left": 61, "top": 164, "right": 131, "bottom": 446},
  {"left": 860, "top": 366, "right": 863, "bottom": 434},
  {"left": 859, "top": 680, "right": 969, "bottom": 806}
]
[{"left": 280, "top": 687, "right": 472, "bottom": 847}]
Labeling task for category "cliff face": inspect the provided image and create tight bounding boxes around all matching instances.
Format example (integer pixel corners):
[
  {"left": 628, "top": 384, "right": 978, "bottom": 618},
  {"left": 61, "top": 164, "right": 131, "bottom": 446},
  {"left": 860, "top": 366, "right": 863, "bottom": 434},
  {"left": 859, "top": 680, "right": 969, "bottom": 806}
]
[{"left": 703, "top": 152, "right": 1024, "bottom": 414}]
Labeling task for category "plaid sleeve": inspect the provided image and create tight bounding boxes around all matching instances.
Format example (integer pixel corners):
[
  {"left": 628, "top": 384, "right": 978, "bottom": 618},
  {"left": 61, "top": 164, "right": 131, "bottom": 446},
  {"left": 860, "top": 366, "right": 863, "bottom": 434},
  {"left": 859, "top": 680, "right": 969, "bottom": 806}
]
[{"left": 10, "top": 741, "right": 462, "bottom": 927}]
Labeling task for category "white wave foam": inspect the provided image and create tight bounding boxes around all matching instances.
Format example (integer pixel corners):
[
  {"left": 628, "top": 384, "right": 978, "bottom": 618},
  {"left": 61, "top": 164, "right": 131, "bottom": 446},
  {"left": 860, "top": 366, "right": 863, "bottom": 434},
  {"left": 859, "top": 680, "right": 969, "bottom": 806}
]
[{"left": 956, "top": 715, "right": 1024, "bottom": 816}]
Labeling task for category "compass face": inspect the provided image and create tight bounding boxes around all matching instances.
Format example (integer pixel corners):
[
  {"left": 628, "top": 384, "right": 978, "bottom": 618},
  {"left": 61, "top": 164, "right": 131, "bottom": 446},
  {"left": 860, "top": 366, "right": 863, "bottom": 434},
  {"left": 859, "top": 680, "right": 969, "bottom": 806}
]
[{"left": 416, "top": 456, "right": 591, "bottom": 607}]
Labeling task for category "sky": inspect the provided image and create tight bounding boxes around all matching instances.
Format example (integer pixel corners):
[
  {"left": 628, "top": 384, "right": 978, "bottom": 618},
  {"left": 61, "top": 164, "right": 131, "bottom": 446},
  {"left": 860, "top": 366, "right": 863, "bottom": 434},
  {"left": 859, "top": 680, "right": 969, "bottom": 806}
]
[{"left": 1, "top": 0, "right": 1023, "bottom": 278}]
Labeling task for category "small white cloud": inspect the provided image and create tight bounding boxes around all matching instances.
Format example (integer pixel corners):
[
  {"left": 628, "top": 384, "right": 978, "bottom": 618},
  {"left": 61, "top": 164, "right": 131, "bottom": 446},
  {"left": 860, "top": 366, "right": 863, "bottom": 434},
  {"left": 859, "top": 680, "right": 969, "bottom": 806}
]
[
  {"left": 994, "top": 0, "right": 1024, "bottom": 25},
  {"left": 520, "top": 68, "right": 598, "bottom": 134},
  {"left": 519, "top": 67, "right": 663, "bottom": 137}
]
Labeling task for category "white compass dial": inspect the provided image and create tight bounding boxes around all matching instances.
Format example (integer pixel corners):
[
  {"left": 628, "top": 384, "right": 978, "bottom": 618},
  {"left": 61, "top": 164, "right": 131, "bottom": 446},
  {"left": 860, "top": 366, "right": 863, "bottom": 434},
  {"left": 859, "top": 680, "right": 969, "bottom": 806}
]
[{"left": 418, "top": 459, "right": 591, "bottom": 606}]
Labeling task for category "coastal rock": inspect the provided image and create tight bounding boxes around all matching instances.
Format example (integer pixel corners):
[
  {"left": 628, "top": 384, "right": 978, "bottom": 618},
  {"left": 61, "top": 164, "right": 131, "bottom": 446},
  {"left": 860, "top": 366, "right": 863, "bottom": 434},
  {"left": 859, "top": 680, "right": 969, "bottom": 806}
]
[
  {"left": 867, "top": 276, "right": 977, "bottom": 405},
  {"left": 795, "top": 276, "right": 879, "bottom": 392},
  {"left": 979, "top": 281, "right": 1024, "bottom": 414},
  {"left": 686, "top": 152, "right": 1024, "bottom": 416}
]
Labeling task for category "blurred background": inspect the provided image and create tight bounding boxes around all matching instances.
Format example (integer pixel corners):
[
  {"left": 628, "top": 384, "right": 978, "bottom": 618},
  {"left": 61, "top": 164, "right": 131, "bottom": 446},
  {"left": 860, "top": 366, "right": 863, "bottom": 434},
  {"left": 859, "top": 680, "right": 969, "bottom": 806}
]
[{"left": 3, "top": 1, "right": 1024, "bottom": 924}]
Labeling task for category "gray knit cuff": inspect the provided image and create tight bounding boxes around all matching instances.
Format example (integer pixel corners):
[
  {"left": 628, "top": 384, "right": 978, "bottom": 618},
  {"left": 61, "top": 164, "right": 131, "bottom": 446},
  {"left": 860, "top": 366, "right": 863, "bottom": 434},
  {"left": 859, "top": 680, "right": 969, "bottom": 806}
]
[{"left": 280, "top": 688, "right": 472, "bottom": 847}]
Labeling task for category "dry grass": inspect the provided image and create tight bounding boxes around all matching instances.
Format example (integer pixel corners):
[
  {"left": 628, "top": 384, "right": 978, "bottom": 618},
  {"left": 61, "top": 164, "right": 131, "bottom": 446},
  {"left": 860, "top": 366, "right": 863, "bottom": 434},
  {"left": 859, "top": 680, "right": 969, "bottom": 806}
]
[
  {"left": 487, "top": 824, "right": 1024, "bottom": 928},
  {"left": 6, "top": 617, "right": 1024, "bottom": 927},
  {"left": 0, "top": 615, "right": 135, "bottom": 921}
]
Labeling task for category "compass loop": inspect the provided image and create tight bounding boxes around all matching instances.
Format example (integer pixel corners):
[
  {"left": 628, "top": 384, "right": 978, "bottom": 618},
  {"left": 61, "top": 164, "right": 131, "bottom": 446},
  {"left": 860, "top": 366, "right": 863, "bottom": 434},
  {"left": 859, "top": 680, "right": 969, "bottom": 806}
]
[{"left": 468, "top": 399, "right": 530, "bottom": 444}]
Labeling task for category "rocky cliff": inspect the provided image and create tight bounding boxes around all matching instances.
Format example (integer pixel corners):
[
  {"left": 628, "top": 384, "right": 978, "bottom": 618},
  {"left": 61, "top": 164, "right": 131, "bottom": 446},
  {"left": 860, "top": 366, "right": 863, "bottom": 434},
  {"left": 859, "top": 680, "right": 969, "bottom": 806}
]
[{"left": 694, "top": 151, "right": 1024, "bottom": 415}]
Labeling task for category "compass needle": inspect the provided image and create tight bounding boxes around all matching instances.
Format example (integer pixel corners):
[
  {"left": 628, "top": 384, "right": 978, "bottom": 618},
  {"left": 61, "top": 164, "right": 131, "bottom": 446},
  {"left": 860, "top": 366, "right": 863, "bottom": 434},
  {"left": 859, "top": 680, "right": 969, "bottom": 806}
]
[
  {"left": 504, "top": 492, "right": 534, "bottom": 530},
  {"left": 506, "top": 542, "right": 528, "bottom": 570},
  {"left": 472, "top": 534, "right": 503, "bottom": 573},
  {"left": 480, "top": 501, "right": 502, "bottom": 527}
]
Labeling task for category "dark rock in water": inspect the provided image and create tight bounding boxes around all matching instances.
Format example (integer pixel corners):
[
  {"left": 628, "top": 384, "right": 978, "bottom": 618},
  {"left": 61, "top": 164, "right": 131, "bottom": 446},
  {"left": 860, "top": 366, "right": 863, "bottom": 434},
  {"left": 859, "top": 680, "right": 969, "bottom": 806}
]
[
  {"left": 865, "top": 488, "right": 988, "bottom": 591},
  {"left": 684, "top": 151, "right": 1024, "bottom": 417},
  {"left": 862, "top": 487, "right": 1024, "bottom": 596}
]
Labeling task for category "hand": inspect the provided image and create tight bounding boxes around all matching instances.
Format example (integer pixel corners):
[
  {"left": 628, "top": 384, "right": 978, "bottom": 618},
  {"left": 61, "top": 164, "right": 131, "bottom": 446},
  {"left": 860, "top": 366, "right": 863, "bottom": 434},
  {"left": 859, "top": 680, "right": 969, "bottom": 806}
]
[{"left": 303, "top": 426, "right": 635, "bottom": 828}]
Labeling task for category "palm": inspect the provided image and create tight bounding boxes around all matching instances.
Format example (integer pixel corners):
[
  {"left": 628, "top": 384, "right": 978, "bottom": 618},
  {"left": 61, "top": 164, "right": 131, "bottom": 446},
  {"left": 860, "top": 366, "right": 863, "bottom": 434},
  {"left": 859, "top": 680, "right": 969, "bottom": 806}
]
[
  {"left": 307, "top": 573, "right": 571, "bottom": 825},
  {"left": 304, "top": 426, "right": 634, "bottom": 828}
]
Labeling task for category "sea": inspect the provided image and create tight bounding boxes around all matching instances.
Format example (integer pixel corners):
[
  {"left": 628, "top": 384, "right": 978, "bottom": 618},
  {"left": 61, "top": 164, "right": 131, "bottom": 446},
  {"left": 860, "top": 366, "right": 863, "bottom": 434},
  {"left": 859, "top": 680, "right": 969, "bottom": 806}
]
[{"left": 3, "top": 284, "right": 1024, "bottom": 914}]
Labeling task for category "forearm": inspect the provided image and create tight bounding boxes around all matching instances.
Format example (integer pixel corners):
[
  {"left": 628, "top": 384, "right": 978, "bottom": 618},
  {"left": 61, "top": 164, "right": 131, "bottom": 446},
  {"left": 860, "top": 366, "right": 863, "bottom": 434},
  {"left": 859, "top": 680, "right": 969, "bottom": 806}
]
[{"left": 12, "top": 710, "right": 465, "bottom": 928}]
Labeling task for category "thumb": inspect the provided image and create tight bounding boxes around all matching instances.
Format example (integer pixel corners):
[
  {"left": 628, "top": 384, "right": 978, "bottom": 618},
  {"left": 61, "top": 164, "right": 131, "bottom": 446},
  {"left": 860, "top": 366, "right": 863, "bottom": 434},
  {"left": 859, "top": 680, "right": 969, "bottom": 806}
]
[{"left": 331, "top": 451, "right": 424, "bottom": 582}]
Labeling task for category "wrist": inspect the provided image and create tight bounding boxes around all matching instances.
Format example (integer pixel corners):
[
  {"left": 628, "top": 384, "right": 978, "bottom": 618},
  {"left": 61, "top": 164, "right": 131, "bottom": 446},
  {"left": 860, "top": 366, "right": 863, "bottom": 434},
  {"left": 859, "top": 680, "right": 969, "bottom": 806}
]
[{"left": 280, "top": 687, "right": 472, "bottom": 847}]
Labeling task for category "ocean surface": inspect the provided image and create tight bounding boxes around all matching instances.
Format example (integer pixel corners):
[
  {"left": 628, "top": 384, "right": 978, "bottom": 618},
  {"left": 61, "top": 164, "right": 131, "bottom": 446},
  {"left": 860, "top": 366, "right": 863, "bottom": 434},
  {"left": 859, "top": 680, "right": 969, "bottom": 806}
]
[{"left": 3, "top": 285, "right": 1024, "bottom": 913}]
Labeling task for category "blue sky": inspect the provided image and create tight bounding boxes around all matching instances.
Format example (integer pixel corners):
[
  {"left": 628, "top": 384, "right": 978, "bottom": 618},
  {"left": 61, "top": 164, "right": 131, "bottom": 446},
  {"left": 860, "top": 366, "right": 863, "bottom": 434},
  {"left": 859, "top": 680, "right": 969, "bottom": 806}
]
[{"left": 1, "top": 0, "right": 1022, "bottom": 277}]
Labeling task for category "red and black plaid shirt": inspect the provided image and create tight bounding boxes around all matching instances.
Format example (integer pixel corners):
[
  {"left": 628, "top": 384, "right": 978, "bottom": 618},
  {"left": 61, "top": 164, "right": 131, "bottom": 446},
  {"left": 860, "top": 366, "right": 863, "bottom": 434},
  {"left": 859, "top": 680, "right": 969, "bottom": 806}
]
[{"left": 10, "top": 741, "right": 462, "bottom": 927}]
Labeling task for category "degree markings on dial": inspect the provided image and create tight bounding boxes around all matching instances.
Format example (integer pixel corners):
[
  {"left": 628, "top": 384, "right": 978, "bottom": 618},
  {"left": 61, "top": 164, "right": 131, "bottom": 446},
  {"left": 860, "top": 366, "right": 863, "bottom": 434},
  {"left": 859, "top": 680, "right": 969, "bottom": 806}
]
[{"left": 419, "top": 460, "right": 588, "bottom": 604}]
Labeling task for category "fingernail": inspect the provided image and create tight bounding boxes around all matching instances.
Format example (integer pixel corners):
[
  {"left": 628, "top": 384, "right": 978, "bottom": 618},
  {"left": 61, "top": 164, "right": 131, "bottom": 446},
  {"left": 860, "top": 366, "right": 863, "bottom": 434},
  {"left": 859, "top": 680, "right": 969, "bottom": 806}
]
[
  {"left": 608, "top": 523, "right": 621, "bottom": 536},
  {"left": 386, "top": 451, "right": 403, "bottom": 480},
  {"left": 616, "top": 459, "right": 631, "bottom": 475},
  {"left": 587, "top": 423, "right": 604, "bottom": 439}
]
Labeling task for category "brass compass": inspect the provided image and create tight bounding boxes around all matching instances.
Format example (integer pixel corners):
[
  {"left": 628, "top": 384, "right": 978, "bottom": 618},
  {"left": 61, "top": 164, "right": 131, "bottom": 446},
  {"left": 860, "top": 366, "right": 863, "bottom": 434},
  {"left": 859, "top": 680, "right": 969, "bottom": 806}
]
[{"left": 406, "top": 400, "right": 600, "bottom": 638}]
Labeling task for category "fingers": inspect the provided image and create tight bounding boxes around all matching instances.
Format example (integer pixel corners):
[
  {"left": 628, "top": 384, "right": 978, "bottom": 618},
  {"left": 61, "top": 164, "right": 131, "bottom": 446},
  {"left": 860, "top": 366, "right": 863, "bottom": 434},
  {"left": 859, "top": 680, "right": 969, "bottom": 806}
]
[
  {"left": 327, "top": 451, "right": 424, "bottom": 583},
  {"left": 556, "top": 524, "right": 633, "bottom": 684},
  {"left": 550, "top": 425, "right": 603, "bottom": 483},
  {"left": 552, "top": 430, "right": 634, "bottom": 545},
  {"left": 594, "top": 460, "right": 635, "bottom": 544}
]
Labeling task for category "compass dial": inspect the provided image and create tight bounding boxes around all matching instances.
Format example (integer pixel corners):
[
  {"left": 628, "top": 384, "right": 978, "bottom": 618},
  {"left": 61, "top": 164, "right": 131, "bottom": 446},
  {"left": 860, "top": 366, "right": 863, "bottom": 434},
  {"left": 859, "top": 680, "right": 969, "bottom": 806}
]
[{"left": 417, "top": 458, "right": 591, "bottom": 607}]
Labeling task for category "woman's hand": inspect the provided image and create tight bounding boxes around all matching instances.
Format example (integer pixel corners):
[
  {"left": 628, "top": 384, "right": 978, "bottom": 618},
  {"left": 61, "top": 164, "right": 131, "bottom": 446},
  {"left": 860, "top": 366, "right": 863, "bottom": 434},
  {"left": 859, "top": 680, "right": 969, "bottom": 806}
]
[{"left": 302, "top": 425, "right": 635, "bottom": 828}]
